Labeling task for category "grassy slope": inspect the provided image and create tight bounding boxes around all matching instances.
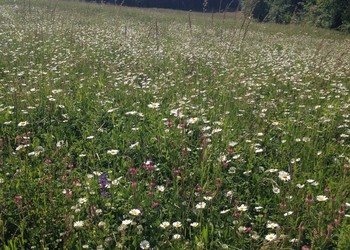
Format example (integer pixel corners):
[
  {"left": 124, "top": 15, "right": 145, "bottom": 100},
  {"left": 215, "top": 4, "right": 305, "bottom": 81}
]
[{"left": 0, "top": 0, "right": 350, "bottom": 249}]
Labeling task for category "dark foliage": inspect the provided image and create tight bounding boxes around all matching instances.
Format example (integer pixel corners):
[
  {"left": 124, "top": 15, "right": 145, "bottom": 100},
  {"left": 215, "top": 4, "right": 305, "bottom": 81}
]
[
  {"left": 245, "top": 0, "right": 350, "bottom": 31},
  {"left": 85, "top": 0, "right": 240, "bottom": 12}
]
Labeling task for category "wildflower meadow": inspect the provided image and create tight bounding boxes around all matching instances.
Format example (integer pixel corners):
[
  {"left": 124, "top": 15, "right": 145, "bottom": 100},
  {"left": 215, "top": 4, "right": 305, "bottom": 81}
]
[{"left": 0, "top": 0, "right": 350, "bottom": 249}]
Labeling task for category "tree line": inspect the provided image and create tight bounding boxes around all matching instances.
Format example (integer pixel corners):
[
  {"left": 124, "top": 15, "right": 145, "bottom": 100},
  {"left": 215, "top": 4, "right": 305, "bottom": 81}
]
[
  {"left": 85, "top": 0, "right": 240, "bottom": 12},
  {"left": 245, "top": 0, "right": 350, "bottom": 31},
  {"left": 84, "top": 0, "right": 350, "bottom": 32}
]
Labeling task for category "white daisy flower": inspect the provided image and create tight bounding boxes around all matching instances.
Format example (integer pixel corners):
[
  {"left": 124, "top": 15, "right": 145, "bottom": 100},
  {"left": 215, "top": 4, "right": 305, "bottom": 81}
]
[
  {"left": 140, "top": 240, "right": 150, "bottom": 249},
  {"left": 73, "top": 221, "right": 84, "bottom": 228},
  {"left": 18, "top": 121, "right": 28, "bottom": 127},
  {"left": 129, "top": 209, "right": 141, "bottom": 216},
  {"left": 173, "top": 234, "right": 181, "bottom": 240},
  {"left": 237, "top": 204, "right": 248, "bottom": 212},
  {"left": 278, "top": 171, "right": 291, "bottom": 181},
  {"left": 148, "top": 102, "right": 160, "bottom": 109},
  {"left": 172, "top": 221, "right": 182, "bottom": 228},
  {"left": 160, "top": 221, "right": 170, "bottom": 229},
  {"left": 122, "top": 219, "right": 132, "bottom": 225},
  {"left": 107, "top": 149, "right": 119, "bottom": 155},
  {"left": 265, "top": 233, "right": 277, "bottom": 241},
  {"left": 195, "top": 202, "right": 206, "bottom": 209},
  {"left": 316, "top": 195, "right": 328, "bottom": 202}
]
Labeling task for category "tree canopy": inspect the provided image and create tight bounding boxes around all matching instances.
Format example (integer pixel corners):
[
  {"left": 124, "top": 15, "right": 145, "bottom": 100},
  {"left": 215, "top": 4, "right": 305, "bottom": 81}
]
[{"left": 243, "top": 0, "right": 350, "bottom": 31}]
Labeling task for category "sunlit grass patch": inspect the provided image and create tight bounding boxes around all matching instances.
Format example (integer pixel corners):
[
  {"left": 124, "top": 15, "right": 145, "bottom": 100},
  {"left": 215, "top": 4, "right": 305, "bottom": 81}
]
[{"left": 0, "top": 0, "right": 349, "bottom": 249}]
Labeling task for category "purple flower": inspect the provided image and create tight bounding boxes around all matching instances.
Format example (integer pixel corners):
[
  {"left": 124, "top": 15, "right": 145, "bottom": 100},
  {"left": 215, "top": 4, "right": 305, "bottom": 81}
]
[{"left": 99, "top": 173, "right": 110, "bottom": 197}]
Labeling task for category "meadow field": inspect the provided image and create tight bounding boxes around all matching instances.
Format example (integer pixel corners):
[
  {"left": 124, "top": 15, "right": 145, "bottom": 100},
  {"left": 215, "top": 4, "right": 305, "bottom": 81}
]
[{"left": 0, "top": 0, "right": 350, "bottom": 249}]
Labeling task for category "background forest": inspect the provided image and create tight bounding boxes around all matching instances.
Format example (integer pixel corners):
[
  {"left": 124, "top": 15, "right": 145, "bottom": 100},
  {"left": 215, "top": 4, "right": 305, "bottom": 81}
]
[{"left": 83, "top": 0, "right": 350, "bottom": 32}]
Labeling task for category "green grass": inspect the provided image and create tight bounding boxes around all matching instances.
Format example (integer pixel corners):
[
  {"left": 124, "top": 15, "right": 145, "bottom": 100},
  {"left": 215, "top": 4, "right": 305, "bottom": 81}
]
[{"left": 0, "top": 0, "right": 350, "bottom": 249}]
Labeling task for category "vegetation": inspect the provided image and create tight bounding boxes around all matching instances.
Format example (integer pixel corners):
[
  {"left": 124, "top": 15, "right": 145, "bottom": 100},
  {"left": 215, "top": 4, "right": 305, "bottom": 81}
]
[
  {"left": 83, "top": 0, "right": 350, "bottom": 32},
  {"left": 84, "top": 0, "right": 239, "bottom": 12},
  {"left": 244, "top": 0, "right": 350, "bottom": 31},
  {"left": 0, "top": 0, "right": 350, "bottom": 249}
]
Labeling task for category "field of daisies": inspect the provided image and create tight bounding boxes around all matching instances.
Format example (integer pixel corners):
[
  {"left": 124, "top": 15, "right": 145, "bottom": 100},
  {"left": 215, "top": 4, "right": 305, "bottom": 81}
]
[{"left": 1, "top": 0, "right": 350, "bottom": 249}]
